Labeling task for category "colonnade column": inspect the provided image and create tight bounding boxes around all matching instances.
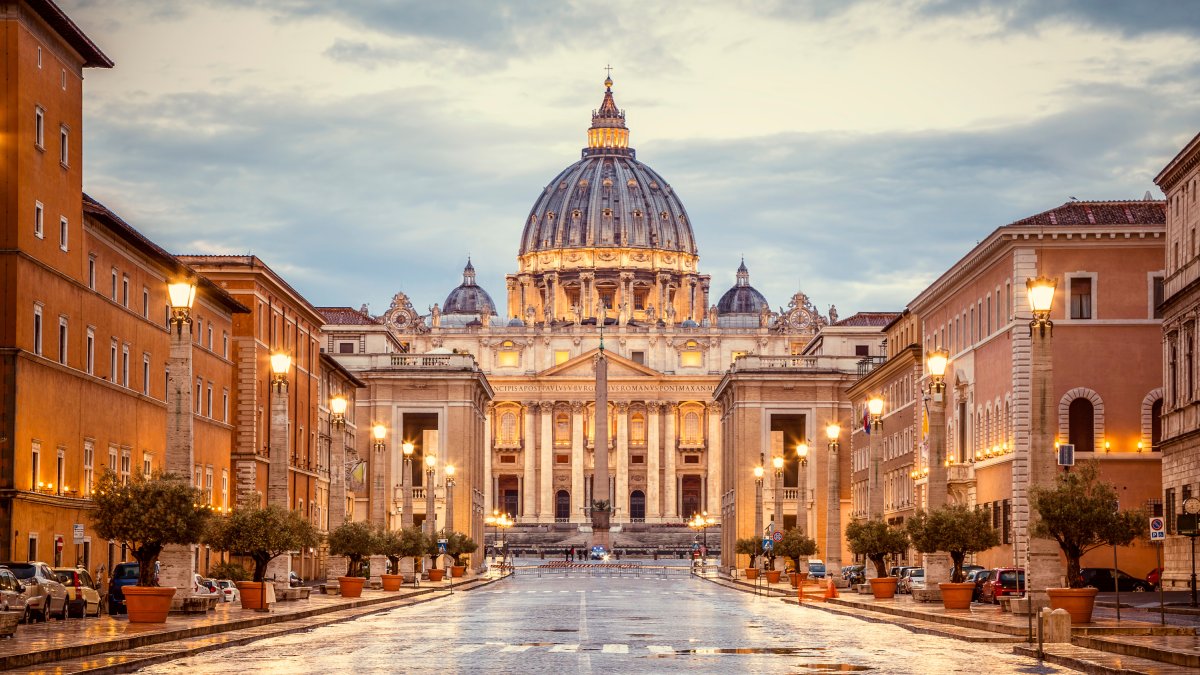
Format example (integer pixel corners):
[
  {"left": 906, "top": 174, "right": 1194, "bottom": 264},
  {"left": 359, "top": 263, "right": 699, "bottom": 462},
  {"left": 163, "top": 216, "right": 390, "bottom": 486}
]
[
  {"left": 615, "top": 402, "right": 629, "bottom": 522},
  {"left": 706, "top": 402, "right": 722, "bottom": 515},
  {"left": 522, "top": 402, "right": 537, "bottom": 520},
  {"left": 538, "top": 401, "right": 554, "bottom": 521},
  {"left": 663, "top": 403, "right": 678, "bottom": 519},
  {"left": 570, "top": 402, "right": 585, "bottom": 523},
  {"left": 646, "top": 402, "right": 661, "bottom": 522},
  {"left": 483, "top": 403, "right": 493, "bottom": 513}
]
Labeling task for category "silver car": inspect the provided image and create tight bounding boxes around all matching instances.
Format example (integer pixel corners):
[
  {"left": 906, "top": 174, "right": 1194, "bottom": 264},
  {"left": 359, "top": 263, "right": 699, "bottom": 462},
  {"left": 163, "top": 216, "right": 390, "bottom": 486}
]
[
  {"left": 0, "top": 568, "right": 31, "bottom": 614},
  {"left": 0, "top": 562, "right": 69, "bottom": 622}
]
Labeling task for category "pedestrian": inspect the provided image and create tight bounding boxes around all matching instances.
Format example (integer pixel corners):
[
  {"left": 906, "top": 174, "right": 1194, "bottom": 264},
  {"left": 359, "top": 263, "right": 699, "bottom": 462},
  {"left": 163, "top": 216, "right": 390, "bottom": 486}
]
[{"left": 565, "top": 547, "right": 570, "bottom": 562}]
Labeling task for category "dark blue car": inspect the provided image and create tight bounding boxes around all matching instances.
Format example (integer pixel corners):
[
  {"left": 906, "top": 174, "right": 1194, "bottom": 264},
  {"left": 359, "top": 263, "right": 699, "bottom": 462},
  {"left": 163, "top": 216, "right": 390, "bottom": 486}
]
[{"left": 107, "top": 562, "right": 140, "bottom": 614}]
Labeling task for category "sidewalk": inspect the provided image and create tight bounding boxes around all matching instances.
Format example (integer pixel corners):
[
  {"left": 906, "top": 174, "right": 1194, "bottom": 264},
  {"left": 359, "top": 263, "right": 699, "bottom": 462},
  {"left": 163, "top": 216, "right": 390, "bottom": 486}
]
[
  {"left": 0, "top": 572, "right": 506, "bottom": 675},
  {"left": 698, "top": 571, "right": 1199, "bottom": 674}
]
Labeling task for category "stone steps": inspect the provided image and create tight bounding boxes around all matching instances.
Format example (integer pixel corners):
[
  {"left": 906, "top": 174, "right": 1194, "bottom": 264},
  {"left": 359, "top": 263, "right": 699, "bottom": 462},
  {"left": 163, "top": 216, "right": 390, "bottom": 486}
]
[
  {"left": 1072, "top": 635, "right": 1200, "bottom": 669},
  {"left": 1013, "top": 643, "right": 1200, "bottom": 675}
]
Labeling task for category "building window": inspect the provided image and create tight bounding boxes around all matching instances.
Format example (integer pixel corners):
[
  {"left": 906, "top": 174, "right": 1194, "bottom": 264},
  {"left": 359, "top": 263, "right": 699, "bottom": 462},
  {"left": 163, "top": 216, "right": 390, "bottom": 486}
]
[
  {"left": 1068, "top": 398, "right": 1095, "bottom": 452},
  {"left": 195, "top": 378, "right": 202, "bottom": 413},
  {"left": 108, "top": 444, "right": 117, "bottom": 473},
  {"left": 88, "top": 255, "right": 96, "bottom": 290},
  {"left": 497, "top": 346, "right": 519, "bottom": 368},
  {"left": 142, "top": 354, "right": 150, "bottom": 395},
  {"left": 121, "top": 345, "right": 130, "bottom": 387},
  {"left": 855, "top": 345, "right": 870, "bottom": 357},
  {"left": 59, "top": 125, "right": 69, "bottom": 166},
  {"left": 121, "top": 275, "right": 129, "bottom": 308},
  {"left": 83, "top": 440, "right": 94, "bottom": 497},
  {"left": 554, "top": 412, "right": 570, "bottom": 446},
  {"left": 143, "top": 287, "right": 149, "bottom": 319},
  {"left": 59, "top": 217, "right": 68, "bottom": 250},
  {"left": 34, "top": 201, "right": 43, "bottom": 238},
  {"left": 207, "top": 325, "right": 213, "bottom": 349},
  {"left": 222, "top": 332, "right": 228, "bottom": 358},
  {"left": 221, "top": 470, "right": 229, "bottom": 510},
  {"left": 222, "top": 389, "right": 229, "bottom": 422},
  {"left": 554, "top": 350, "right": 570, "bottom": 365},
  {"left": 111, "top": 268, "right": 118, "bottom": 301},
  {"left": 57, "top": 317, "right": 67, "bottom": 364},
  {"left": 142, "top": 452, "right": 152, "bottom": 478},
  {"left": 56, "top": 448, "right": 65, "bottom": 495},
  {"left": 338, "top": 342, "right": 354, "bottom": 354},
  {"left": 1069, "top": 276, "right": 1093, "bottom": 320},
  {"left": 499, "top": 412, "right": 518, "bottom": 445},
  {"left": 207, "top": 383, "right": 213, "bottom": 417},
  {"left": 85, "top": 328, "right": 94, "bottom": 375},
  {"left": 36, "top": 46, "right": 41, "bottom": 67},
  {"left": 33, "top": 304, "right": 43, "bottom": 356},
  {"left": 34, "top": 106, "right": 44, "bottom": 148},
  {"left": 1152, "top": 398, "right": 1163, "bottom": 450},
  {"left": 109, "top": 340, "right": 117, "bottom": 383},
  {"left": 31, "top": 441, "right": 40, "bottom": 491},
  {"left": 631, "top": 350, "right": 645, "bottom": 365},
  {"left": 205, "top": 467, "right": 213, "bottom": 505}
]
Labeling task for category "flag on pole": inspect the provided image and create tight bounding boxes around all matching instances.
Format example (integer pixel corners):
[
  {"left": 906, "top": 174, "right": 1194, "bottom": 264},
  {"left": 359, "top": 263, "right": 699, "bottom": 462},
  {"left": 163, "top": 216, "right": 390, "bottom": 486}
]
[
  {"left": 861, "top": 404, "right": 870, "bottom": 435},
  {"left": 922, "top": 399, "right": 929, "bottom": 437}
]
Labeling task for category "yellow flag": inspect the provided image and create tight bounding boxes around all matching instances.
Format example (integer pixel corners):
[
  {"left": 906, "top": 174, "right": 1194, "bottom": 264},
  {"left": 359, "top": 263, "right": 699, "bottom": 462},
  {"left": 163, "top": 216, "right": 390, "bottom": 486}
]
[{"left": 922, "top": 400, "right": 929, "bottom": 437}]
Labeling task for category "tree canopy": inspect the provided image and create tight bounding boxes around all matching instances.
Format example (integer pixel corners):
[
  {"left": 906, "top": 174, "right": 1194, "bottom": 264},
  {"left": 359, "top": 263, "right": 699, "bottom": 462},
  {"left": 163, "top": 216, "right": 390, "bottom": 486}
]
[
  {"left": 90, "top": 470, "right": 211, "bottom": 586},
  {"left": 204, "top": 505, "right": 320, "bottom": 582},
  {"left": 845, "top": 519, "right": 909, "bottom": 578},
  {"left": 328, "top": 521, "right": 377, "bottom": 577},
  {"left": 906, "top": 505, "right": 999, "bottom": 582},
  {"left": 1031, "top": 461, "right": 1143, "bottom": 588},
  {"left": 774, "top": 528, "right": 818, "bottom": 571}
]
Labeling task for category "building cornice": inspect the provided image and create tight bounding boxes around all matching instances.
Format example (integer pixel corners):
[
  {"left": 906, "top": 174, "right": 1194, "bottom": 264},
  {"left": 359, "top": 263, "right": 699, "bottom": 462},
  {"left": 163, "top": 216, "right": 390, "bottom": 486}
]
[{"left": 1155, "top": 131, "right": 1200, "bottom": 190}]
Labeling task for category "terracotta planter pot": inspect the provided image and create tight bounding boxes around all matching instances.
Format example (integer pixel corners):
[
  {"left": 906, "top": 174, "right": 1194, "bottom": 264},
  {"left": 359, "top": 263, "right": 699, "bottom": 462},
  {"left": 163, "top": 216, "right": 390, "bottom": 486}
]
[
  {"left": 766, "top": 570, "right": 782, "bottom": 584},
  {"left": 745, "top": 568, "right": 759, "bottom": 580},
  {"left": 868, "top": 577, "right": 898, "bottom": 599},
  {"left": 236, "top": 581, "right": 268, "bottom": 610},
  {"left": 1047, "top": 587, "right": 1098, "bottom": 624},
  {"left": 450, "top": 565, "right": 466, "bottom": 578},
  {"left": 123, "top": 586, "right": 176, "bottom": 623},
  {"left": 428, "top": 569, "right": 445, "bottom": 582},
  {"left": 790, "top": 572, "right": 809, "bottom": 588},
  {"left": 939, "top": 582, "right": 976, "bottom": 610},
  {"left": 381, "top": 574, "right": 403, "bottom": 591},
  {"left": 338, "top": 576, "right": 365, "bottom": 598}
]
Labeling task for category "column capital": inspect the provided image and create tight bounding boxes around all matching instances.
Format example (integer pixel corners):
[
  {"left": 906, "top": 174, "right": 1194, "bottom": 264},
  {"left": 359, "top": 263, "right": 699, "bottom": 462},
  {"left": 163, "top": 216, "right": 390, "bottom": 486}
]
[
  {"left": 523, "top": 400, "right": 539, "bottom": 410},
  {"left": 538, "top": 400, "right": 556, "bottom": 413},
  {"left": 570, "top": 400, "right": 586, "bottom": 414},
  {"left": 708, "top": 401, "right": 723, "bottom": 415},
  {"left": 645, "top": 401, "right": 662, "bottom": 412},
  {"left": 665, "top": 402, "right": 679, "bottom": 413},
  {"left": 616, "top": 401, "right": 630, "bottom": 414}
]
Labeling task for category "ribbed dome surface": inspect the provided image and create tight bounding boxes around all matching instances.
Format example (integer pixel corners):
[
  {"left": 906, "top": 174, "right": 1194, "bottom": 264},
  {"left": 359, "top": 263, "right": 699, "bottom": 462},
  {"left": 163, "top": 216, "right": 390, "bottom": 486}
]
[
  {"left": 518, "top": 78, "right": 696, "bottom": 257},
  {"left": 443, "top": 259, "right": 498, "bottom": 316},
  {"left": 716, "top": 260, "right": 768, "bottom": 314}
]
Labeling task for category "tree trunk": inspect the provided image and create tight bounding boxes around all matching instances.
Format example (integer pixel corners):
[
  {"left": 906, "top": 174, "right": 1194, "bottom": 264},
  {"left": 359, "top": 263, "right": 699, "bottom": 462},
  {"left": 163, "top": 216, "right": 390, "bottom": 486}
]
[
  {"left": 870, "top": 554, "right": 888, "bottom": 577},
  {"left": 950, "top": 552, "right": 965, "bottom": 583}
]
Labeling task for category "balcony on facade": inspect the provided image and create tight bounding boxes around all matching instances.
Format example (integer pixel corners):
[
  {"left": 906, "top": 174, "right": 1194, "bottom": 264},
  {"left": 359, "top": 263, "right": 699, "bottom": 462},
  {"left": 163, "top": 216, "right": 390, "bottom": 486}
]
[
  {"left": 333, "top": 352, "right": 481, "bottom": 372},
  {"left": 728, "top": 354, "right": 868, "bottom": 374}
]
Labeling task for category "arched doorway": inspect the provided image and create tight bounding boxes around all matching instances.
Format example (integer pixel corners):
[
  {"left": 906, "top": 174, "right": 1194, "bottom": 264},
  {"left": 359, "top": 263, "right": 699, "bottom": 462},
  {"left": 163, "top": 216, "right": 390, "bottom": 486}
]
[
  {"left": 681, "top": 476, "right": 702, "bottom": 518},
  {"left": 498, "top": 475, "right": 519, "bottom": 518},
  {"left": 555, "top": 490, "right": 570, "bottom": 522},
  {"left": 629, "top": 490, "right": 646, "bottom": 522},
  {"left": 1068, "top": 398, "right": 1095, "bottom": 452}
]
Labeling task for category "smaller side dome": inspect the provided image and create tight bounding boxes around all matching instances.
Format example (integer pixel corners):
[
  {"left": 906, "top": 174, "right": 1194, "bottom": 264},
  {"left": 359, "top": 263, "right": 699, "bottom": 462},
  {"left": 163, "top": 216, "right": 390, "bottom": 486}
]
[
  {"left": 443, "top": 257, "right": 499, "bottom": 318},
  {"left": 716, "top": 258, "right": 769, "bottom": 315}
]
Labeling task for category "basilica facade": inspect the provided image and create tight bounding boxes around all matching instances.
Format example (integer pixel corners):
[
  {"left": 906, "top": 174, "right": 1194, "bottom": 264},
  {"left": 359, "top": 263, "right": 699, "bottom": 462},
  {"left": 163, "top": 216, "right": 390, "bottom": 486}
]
[{"left": 322, "top": 78, "right": 870, "bottom": 535}]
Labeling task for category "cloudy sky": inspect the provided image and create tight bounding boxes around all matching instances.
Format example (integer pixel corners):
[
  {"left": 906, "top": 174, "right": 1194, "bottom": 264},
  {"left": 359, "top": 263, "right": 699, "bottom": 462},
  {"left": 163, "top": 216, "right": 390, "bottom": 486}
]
[{"left": 65, "top": 0, "right": 1200, "bottom": 318}]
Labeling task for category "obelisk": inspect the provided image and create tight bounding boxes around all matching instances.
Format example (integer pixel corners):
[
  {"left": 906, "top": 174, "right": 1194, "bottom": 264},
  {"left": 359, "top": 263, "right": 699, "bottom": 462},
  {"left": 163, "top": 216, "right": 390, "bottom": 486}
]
[{"left": 592, "top": 307, "right": 611, "bottom": 549}]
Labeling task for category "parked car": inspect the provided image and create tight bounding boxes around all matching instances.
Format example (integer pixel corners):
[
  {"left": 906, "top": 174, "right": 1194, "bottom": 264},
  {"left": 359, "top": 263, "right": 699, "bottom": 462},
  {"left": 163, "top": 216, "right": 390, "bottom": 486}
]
[
  {"left": 965, "top": 568, "right": 990, "bottom": 601},
  {"left": 289, "top": 571, "right": 303, "bottom": 588},
  {"left": 960, "top": 564, "right": 985, "bottom": 579},
  {"left": 1147, "top": 567, "right": 1164, "bottom": 590},
  {"left": 897, "top": 567, "right": 923, "bottom": 593},
  {"left": 904, "top": 568, "right": 926, "bottom": 593},
  {"left": 108, "top": 562, "right": 141, "bottom": 614},
  {"left": 980, "top": 568, "right": 1026, "bottom": 604},
  {"left": 52, "top": 567, "right": 101, "bottom": 617},
  {"left": 842, "top": 564, "right": 866, "bottom": 585},
  {"left": 192, "top": 573, "right": 220, "bottom": 597},
  {"left": 0, "top": 562, "right": 69, "bottom": 622},
  {"left": 590, "top": 545, "right": 608, "bottom": 560},
  {"left": 1079, "top": 568, "right": 1152, "bottom": 592},
  {"left": 807, "top": 559, "right": 826, "bottom": 579},
  {"left": 214, "top": 579, "right": 240, "bottom": 603},
  {"left": 0, "top": 568, "right": 33, "bottom": 614}
]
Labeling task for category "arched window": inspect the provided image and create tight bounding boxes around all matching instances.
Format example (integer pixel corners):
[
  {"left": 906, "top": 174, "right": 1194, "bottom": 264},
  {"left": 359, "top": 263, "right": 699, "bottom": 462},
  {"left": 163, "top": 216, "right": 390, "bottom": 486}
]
[
  {"left": 1068, "top": 398, "right": 1095, "bottom": 452},
  {"left": 630, "top": 413, "right": 645, "bottom": 445},
  {"left": 682, "top": 411, "right": 701, "bottom": 444},
  {"left": 1151, "top": 398, "right": 1163, "bottom": 451},
  {"left": 554, "top": 412, "right": 570, "bottom": 446},
  {"left": 555, "top": 490, "right": 570, "bottom": 522},
  {"left": 629, "top": 490, "right": 646, "bottom": 522}
]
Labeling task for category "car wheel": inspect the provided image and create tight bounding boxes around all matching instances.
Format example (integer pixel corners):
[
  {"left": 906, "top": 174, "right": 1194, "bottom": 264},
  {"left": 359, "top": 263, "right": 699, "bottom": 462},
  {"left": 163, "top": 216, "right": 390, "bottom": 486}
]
[
  {"left": 56, "top": 599, "right": 68, "bottom": 620},
  {"left": 37, "top": 604, "right": 48, "bottom": 623},
  {"left": 1133, "top": 584, "right": 1148, "bottom": 593},
  {"left": 20, "top": 606, "right": 30, "bottom": 624}
]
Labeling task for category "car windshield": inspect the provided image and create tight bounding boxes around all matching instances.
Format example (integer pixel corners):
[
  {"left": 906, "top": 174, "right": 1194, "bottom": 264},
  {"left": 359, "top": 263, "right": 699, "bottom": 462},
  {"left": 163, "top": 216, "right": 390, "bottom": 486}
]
[
  {"left": 116, "top": 565, "right": 139, "bottom": 579},
  {"left": 999, "top": 571, "right": 1025, "bottom": 585},
  {"left": 53, "top": 571, "right": 75, "bottom": 584}
]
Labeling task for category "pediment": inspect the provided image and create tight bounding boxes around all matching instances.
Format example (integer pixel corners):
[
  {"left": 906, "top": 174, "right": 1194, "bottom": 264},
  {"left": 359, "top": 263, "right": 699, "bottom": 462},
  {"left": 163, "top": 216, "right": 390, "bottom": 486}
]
[{"left": 538, "top": 348, "right": 662, "bottom": 378}]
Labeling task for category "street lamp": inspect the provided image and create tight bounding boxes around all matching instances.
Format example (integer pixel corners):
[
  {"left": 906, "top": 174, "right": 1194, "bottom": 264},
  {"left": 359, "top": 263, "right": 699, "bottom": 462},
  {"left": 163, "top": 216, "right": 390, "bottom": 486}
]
[
  {"left": 372, "top": 424, "right": 386, "bottom": 452},
  {"left": 923, "top": 347, "right": 952, "bottom": 594},
  {"left": 270, "top": 352, "right": 291, "bottom": 393},
  {"left": 401, "top": 441, "right": 414, "bottom": 529},
  {"left": 825, "top": 422, "right": 841, "bottom": 572},
  {"left": 795, "top": 442, "right": 809, "bottom": 535},
  {"left": 688, "top": 511, "right": 716, "bottom": 565},
  {"left": 425, "top": 453, "right": 437, "bottom": 537},
  {"left": 867, "top": 395, "right": 884, "bottom": 524},
  {"left": 753, "top": 460, "right": 765, "bottom": 560},
  {"left": 167, "top": 281, "right": 197, "bottom": 335},
  {"left": 484, "top": 509, "right": 513, "bottom": 567},
  {"left": 330, "top": 395, "right": 347, "bottom": 428},
  {"left": 772, "top": 455, "right": 784, "bottom": 532},
  {"left": 444, "top": 464, "right": 456, "bottom": 534},
  {"left": 1026, "top": 273, "right": 1059, "bottom": 612},
  {"left": 162, "top": 278, "right": 200, "bottom": 595}
]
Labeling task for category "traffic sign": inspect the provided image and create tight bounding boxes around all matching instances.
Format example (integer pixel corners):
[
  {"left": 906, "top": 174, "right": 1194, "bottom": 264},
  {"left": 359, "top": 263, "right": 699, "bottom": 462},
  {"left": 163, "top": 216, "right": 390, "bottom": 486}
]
[
  {"left": 762, "top": 539, "right": 773, "bottom": 552},
  {"left": 771, "top": 531, "right": 784, "bottom": 543},
  {"left": 1150, "top": 516, "right": 1165, "bottom": 542},
  {"left": 73, "top": 523, "right": 85, "bottom": 544},
  {"left": 437, "top": 538, "right": 448, "bottom": 553}
]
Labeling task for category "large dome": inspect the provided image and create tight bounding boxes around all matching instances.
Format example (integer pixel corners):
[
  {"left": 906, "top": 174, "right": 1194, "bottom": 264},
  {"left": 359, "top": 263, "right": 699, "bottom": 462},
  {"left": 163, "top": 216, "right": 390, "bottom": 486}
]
[{"left": 518, "top": 77, "right": 696, "bottom": 257}]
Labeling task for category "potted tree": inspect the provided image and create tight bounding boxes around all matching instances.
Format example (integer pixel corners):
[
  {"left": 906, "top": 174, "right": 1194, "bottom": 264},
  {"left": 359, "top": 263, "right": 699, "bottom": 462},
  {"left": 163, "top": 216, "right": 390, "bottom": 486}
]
[
  {"left": 90, "top": 470, "right": 211, "bottom": 622},
  {"left": 447, "top": 531, "right": 478, "bottom": 577},
  {"left": 377, "top": 526, "right": 426, "bottom": 591},
  {"left": 775, "top": 529, "right": 818, "bottom": 589},
  {"left": 845, "top": 519, "right": 909, "bottom": 599},
  {"left": 735, "top": 537, "right": 763, "bottom": 579},
  {"left": 204, "top": 504, "right": 319, "bottom": 610},
  {"left": 1031, "top": 461, "right": 1143, "bottom": 623},
  {"left": 425, "top": 534, "right": 445, "bottom": 582},
  {"left": 907, "top": 505, "right": 999, "bottom": 609},
  {"left": 327, "top": 521, "right": 377, "bottom": 598}
]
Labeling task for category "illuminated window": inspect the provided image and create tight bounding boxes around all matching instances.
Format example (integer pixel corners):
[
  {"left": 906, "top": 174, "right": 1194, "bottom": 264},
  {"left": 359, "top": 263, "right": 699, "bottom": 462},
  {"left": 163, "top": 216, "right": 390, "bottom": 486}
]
[
  {"left": 555, "top": 350, "right": 570, "bottom": 365},
  {"left": 682, "top": 411, "right": 702, "bottom": 444},
  {"left": 630, "top": 413, "right": 645, "bottom": 445},
  {"left": 499, "top": 412, "right": 518, "bottom": 445},
  {"left": 554, "top": 412, "right": 570, "bottom": 446},
  {"left": 681, "top": 351, "right": 702, "bottom": 368},
  {"left": 498, "top": 349, "right": 519, "bottom": 367}
]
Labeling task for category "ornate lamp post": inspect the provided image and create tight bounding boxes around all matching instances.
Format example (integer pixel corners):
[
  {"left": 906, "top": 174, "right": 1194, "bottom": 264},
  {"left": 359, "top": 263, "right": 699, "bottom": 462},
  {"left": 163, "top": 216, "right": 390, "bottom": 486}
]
[
  {"left": 796, "top": 442, "right": 809, "bottom": 534},
  {"left": 1025, "top": 274, "right": 1059, "bottom": 608},
  {"left": 484, "top": 510, "right": 513, "bottom": 567},
  {"left": 401, "top": 441, "right": 414, "bottom": 528},
  {"left": 923, "top": 348, "right": 952, "bottom": 596},
  {"left": 369, "top": 424, "right": 386, "bottom": 526},
  {"left": 867, "top": 395, "right": 885, "bottom": 526},
  {"left": 753, "top": 459, "right": 765, "bottom": 557},
  {"left": 444, "top": 464, "right": 456, "bottom": 534},
  {"left": 688, "top": 511, "right": 716, "bottom": 565},
  {"left": 328, "top": 394, "right": 348, "bottom": 533},
  {"left": 425, "top": 453, "right": 437, "bottom": 537},
  {"left": 772, "top": 456, "right": 784, "bottom": 532},
  {"left": 825, "top": 423, "right": 842, "bottom": 573},
  {"left": 161, "top": 280, "right": 197, "bottom": 600}
]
